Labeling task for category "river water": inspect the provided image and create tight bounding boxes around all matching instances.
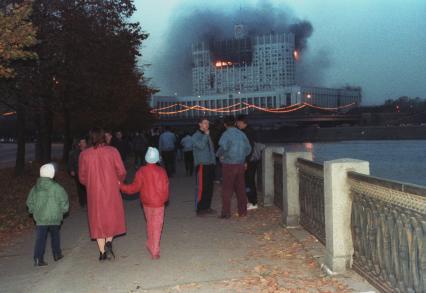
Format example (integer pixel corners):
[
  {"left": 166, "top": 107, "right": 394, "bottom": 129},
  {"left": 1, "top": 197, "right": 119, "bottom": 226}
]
[{"left": 282, "top": 140, "right": 426, "bottom": 186}]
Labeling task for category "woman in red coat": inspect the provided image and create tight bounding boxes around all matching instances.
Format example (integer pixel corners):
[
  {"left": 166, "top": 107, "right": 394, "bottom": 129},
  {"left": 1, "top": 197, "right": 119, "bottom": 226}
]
[
  {"left": 120, "top": 147, "right": 169, "bottom": 259},
  {"left": 79, "top": 128, "right": 127, "bottom": 261}
]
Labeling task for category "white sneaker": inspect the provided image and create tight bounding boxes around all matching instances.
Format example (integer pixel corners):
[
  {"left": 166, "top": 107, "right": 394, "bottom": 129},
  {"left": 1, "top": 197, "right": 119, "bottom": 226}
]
[{"left": 247, "top": 203, "right": 258, "bottom": 210}]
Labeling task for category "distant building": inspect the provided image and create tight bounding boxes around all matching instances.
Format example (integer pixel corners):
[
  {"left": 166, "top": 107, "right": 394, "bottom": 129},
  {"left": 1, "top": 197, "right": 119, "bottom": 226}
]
[
  {"left": 151, "top": 25, "right": 361, "bottom": 117},
  {"left": 192, "top": 28, "right": 296, "bottom": 95},
  {"left": 151, "top": 85, "right": 361, "bottom": 118}
]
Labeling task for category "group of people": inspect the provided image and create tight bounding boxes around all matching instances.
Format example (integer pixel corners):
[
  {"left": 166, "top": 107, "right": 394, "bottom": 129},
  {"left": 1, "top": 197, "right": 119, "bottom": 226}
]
[
  {"left": 192, "top": 115, "right": 260, "bottom": 218},
  {"left": 26, "top": 115, "right": 262, "bottom": 267}
]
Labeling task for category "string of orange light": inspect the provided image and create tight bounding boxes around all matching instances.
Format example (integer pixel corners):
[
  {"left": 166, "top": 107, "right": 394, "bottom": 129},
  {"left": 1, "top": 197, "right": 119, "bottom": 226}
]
[
  {"left": 304, "top": 102, "right": 356, "bottom": 111},
  {"left": 152, "top": 101, "right": 356, "bottom": 115},
  {"left": 1, "top": 111, "right": 16, "bottom": 116},
  {"left": 243, "top": 102, "right": 307, "bottom": 113},
  {"left": 151, "top": 101, "right": 305, "bottom": 114}
]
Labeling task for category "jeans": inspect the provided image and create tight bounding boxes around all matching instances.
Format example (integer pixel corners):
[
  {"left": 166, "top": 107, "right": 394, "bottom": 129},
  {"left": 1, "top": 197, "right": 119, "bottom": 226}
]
[{"left": 34, "top": 225, "right": 61, "bottom": 261}]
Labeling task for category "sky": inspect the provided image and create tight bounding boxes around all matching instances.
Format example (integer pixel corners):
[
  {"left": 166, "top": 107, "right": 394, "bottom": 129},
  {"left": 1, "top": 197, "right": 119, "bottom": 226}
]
[{"left": 133, "top": 0, "right": 426, "bottom": 105}]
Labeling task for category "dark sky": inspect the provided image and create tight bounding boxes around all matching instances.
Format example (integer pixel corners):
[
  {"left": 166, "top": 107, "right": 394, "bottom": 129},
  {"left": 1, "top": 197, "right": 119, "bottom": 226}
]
[{"left": 135, "top": 0, "right": 426, "bottom": 105}]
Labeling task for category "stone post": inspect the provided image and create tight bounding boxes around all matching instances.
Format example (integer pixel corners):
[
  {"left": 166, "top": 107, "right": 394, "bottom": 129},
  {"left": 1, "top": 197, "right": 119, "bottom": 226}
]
[
  {"left": 262, "top": 146, "right": 284, "bottom": 207},
  {"left": 282, "top": 152, "right": 313, "bottom": 227},
  {"left": 323, "top": 159, "right": 370, "bottom": 274}
]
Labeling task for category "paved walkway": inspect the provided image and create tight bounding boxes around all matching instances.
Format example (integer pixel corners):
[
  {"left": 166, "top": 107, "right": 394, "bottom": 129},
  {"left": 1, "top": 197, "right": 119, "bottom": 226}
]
[{"left": 0, "top": 162, "right": 376, "bottom": 293}]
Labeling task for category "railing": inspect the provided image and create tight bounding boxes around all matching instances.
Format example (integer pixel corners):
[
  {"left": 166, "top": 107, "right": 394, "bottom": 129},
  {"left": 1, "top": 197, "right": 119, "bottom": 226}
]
[
  {"left": 263, "top": 147, "right": 426, "bottom": 292},
  {"left": 273, "top": 153, "right": 283, "bottom": 210},
  {"left": 296, "top": 158, "right": 325, "bottom": 244},
  {"left": 349, "top": 171, "right": 426, "bottom": 293}
]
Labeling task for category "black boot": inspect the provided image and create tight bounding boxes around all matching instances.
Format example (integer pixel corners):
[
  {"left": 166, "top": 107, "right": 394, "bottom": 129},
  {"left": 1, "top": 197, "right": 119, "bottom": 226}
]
[
  {"left": 105, "top": 241, "right": 115, "bottom": 260},
  {"left": 53, "top": 253, "right": 64, "bottom": 261},
  {"left": 34, "top": 258, "right": 48, "bottom": 266},
  {"left": 99, "top": 252, "right": 107, "bottom": 261}
]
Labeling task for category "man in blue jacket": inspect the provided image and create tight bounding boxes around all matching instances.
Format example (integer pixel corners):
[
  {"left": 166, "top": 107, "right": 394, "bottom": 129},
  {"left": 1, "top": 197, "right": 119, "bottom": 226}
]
[
  {"left": 192, "top": 118, "right": 217, "bottom": 216},
  {"left": 216, "top": 116, "right": 252, "bottom": 218},
  {"left": 159, "top": 126, "right": 177, "bottom": 177}
]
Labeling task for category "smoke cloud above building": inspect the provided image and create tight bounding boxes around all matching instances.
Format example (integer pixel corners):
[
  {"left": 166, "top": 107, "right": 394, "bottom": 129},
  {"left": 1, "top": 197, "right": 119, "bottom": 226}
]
[{"left": 151, "top": 0, "right": 330, "bottom": 96}]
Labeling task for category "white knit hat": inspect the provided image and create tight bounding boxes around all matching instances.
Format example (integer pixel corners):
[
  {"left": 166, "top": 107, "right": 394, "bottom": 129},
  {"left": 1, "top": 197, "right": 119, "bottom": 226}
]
[
  {"left": 40, "top": 163, "right": 55, "bottom": 179},
  {"left": 145, "top": 147, "right": 160, "bottom": 164}
]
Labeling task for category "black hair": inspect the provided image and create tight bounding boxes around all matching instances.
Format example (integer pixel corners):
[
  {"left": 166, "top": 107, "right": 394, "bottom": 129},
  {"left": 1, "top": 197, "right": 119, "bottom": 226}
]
[
  {"left": 197, "top": 117, "right": 209, "bottom": 124},
  {"left": 236, "top": 114, "right": 247, "bottom": 123},
  {"left": 223, "top": 116, "right": 235, "bottom": 126},
  {"left": 89, "top": 127, "right": 105, "bottom": 148}
]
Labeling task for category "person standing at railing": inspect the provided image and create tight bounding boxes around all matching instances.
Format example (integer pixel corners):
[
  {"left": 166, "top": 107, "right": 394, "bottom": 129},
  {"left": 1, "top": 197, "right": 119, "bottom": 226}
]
[
  {"left": 216, "top": 116, "right": 252, "bottom": 219},
  {"left": 236, "top": 115, "right": 259, "bottom": 210}
]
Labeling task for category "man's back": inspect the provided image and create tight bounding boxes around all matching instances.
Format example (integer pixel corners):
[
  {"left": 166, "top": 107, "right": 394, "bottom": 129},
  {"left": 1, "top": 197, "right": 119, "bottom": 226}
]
[
  {"left": 218, "top": 127, "right": 251, "bottom": 164},
  {"left": 159, "top": 131, "right": 176, "bottom": 151}
]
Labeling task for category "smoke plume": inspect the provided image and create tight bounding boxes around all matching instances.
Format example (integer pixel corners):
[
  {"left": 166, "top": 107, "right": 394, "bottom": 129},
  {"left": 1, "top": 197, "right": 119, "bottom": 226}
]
[{"left": 151, "top": 0, "right": 329, "bottom": 95}]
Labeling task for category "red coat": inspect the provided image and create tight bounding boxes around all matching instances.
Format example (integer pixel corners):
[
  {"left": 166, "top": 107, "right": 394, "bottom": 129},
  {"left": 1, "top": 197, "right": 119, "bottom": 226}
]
[
  {"left": 79, "top": 145, "right": 127, "bottom": 239},
  {"left": 120, "top": 164, "right": 169, "bottom": 207}
]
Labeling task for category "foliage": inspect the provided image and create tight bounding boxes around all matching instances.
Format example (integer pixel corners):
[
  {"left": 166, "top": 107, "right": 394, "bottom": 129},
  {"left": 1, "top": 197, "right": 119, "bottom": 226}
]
[
  {"left": 0, "top": 1, "right": 37, "bottom": 78},
  {"left": 1, "top": 0, "right": 155, "bottom": 167}
]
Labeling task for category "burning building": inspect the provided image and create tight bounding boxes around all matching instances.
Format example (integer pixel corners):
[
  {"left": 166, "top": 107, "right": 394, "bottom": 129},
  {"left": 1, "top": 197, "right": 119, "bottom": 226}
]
[
  {"left": 192, "top": 25, "right": 296, "bottom": 95},
  {"left": 151, "top": 24, "right": 361, "bottom": 117}
]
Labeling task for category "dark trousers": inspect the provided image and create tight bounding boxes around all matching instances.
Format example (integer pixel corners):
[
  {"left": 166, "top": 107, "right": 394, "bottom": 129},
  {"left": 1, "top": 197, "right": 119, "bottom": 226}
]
[
  {"left": 221, "top": 164, "right": 247, "bottom": 217},
  {"left": 195, "top": 164, "right": 215, "bottom": 211},
  {"left": 183, "top": 151, "right": 194, "bottom": 176},
  {"left": 161, "top": 150, "right": 175, "bottom": 177},
  {"left": 74, "top": 177, "right": 87, "bottom": 207},
  {"left": 245, "top": 161, "right": 258, "bottom": 205},
  {"left": 34, "top": 225, "right": 61, "bottom": 261},
  {"left": 214, "top": 158, "right": 222, "bottom": 181}
]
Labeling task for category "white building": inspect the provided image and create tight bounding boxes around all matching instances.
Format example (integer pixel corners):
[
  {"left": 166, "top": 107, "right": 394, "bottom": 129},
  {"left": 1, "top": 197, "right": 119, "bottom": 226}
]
[
  {"left": 151, "top": 25, "right": 361, "bottom": 117},
  {"left": 192, "top": 26, "right": 296, "bottom": 95}
]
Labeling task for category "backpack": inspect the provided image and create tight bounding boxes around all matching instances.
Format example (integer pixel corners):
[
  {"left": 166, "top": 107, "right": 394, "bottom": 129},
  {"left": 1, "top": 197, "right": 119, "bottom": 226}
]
[{"left": 250, "top": 142, "right": 266, "bottom": 162}]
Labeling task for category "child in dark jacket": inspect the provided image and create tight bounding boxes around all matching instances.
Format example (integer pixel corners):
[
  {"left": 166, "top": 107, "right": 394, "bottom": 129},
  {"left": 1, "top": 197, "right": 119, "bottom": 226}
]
[
  {"left": 120, "top": 147, "right": 169, "bottom": 259},
  {"left": 26, "top": 163, "right": 69, "bottom": 266}
]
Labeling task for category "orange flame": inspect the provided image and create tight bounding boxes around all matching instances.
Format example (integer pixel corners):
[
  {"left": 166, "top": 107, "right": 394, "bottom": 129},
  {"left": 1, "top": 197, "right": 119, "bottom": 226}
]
[
  {"left": 293, "top": 50, "right": 299, "bottom": 61},
  {"left": 215, "top": 61, "right": 233, "bottom": 68}
]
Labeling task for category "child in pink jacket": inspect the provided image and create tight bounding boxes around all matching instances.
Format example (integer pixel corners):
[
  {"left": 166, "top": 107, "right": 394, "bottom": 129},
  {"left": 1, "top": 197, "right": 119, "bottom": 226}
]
[{"left": 120, "top": 147, "right": 169, "bottom": 259}]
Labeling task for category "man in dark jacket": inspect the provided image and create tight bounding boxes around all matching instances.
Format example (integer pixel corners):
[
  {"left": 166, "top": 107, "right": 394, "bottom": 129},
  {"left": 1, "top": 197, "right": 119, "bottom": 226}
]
[
  {"left": 111, "top": 131, "right": 131, "bottom": 162},
  {"left": 68, "top": 137, "right": 87, "bottom": 207},
  {"left": 132, "top": 131, "right": 148, "bottom": 167},
  {"left": 237, "top": 115, "right": 259, "bottom": 210}
]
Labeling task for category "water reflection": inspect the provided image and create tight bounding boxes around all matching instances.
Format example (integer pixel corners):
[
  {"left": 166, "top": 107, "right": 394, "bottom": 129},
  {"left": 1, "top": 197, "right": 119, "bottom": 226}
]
[{"left": 282, "top": 140, "right": 426, "bottom": 186}]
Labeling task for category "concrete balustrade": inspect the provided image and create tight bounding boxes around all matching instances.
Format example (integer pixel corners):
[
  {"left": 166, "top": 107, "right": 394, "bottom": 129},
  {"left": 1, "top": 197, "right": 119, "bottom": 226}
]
[
  {"left": 282, "top": 152, "right": 312, "bottom": 227},
  {"left": 262, "top": 146, "right": 426, "bottom": 292},
  {"left": 323, "top": 159, "right": 370, "bottom": 274},
  {"left": 261, "top": 147, "right": 370, "bottom": 274},
  {"left": 261, "top": 146, "right": 284, "bottom": 207}
]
